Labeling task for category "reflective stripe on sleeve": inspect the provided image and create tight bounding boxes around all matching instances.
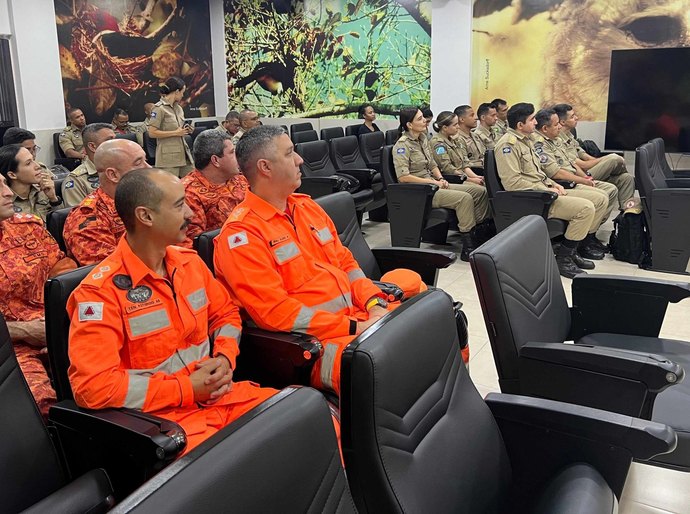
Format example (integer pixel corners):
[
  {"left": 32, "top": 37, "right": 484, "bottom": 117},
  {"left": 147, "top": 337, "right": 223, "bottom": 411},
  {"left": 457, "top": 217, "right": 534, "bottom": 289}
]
[
  {"left": 273, "top": 242, "right": 300, "bottom": 264},
  {"left": 124, "top": 374, "right": 149, "bottom": 409},
  {"left": 315, "top": 227, "right": 333, "bottom": 243},
  {"left": 347, "top": 268, "right": 366, "bottom": 282},
  {"left": 128, "top": 309, "right": 171, "bottom": 337},
  {"left": 187, "top": 288, "right": 208, "bottom": 310},
  {"left": 292, "top": 305, "right": 315, "bottom": 332},
  {"left": 311, "top": 292, "right": 352, "bottom": 313},
  {"left": 212, "top": 324, "right": 241, "bottom": 342}
]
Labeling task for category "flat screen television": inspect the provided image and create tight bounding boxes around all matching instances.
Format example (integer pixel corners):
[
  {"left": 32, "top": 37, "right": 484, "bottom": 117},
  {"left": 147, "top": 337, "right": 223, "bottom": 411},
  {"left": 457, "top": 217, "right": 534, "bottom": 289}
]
[{"left": 604, "top": 47, "right": 690, "bottom": 153}]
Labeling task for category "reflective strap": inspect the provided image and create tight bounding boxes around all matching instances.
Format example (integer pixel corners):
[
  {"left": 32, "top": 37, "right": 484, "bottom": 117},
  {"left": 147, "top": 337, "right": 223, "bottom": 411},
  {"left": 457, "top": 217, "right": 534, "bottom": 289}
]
[
  {"left": 128, "top": 309, "right": 171, "bottom": 337},
  {"left": 347, "top": 268, "right": 366, "bottom": 282},
  {"left": 273, "top": 242, "right": 300, "bottom": 264},
  {"left": 292, "top": 305, "right": 315, "bottom": 332},
  {"left": 311, "top": 292, "right": 352, "bottom": 313},
  {"left": 320, "top": 343, "right": 339, "bottom": 392},
  {"left": 187, "top": 288, "right": 207, "bottom": 310},
  {"left": 125, "top": 374, "right": 149, "bottom": 409},
  {"left": 128, "top": 339, "right": 211, "bottom": 377},
  {"left": 315, "top": 227, "right": 333, "bottom": 243},
  {"left": 213, "top": 324, "right": 240, "bottom": 341}
]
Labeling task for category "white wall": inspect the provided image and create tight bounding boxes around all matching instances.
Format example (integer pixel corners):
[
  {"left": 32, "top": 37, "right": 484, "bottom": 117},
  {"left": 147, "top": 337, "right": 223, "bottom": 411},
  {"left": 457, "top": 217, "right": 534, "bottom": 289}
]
[
  {"left": 209, "top": 0, "right": 229, "bottom": 118},
  {"left": 0, "top": 0, "right": 10, "bottom": 36},
  {"left": 430, "top": 0, "right": 472, "bottom": 114}
]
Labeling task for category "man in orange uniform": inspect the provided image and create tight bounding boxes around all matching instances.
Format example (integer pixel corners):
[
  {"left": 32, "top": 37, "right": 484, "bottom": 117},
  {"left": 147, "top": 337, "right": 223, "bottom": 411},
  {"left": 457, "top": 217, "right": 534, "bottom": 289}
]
[
  {"left": 64, "top": 138, "right": 150, "bottom": 265},
  {"left": 180, "top": 130, "right": 248, "bottom": 248},
  {"left": 215, "top": 126, "right": 411, "bottom": 396},
  {"left": 67, "top": 168, "right": 277, "bottom": 453},
  {"left": 0, "top": 173, "right": 77, "bottom": 417}
]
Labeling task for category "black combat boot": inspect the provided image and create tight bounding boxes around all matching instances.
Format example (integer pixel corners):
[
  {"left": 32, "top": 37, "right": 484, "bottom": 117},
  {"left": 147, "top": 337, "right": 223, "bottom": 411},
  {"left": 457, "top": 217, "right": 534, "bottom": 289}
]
[
  {"left": 459, "top": 231, "right": 478, "bottom": 262},
  {"left": 584, "top": 232, "right": 608, "bottom": 254},
  {"left": 556, "top": 242, "right": 587, "bottom": 279},
  {"left": 578, "top": 236, "right": 605, "bottom": 260},
  {"left": 572, "top": 251, "right": 595, "bottom": 270}
]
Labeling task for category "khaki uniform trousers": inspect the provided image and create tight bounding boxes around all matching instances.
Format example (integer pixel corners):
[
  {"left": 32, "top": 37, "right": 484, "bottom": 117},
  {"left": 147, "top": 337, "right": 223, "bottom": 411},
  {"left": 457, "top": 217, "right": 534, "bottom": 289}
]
[
  {"left": 592, "top": 181, "right": 618, "bottom": 224},
  {"left": 432, "top": 183, "right": 489, "bottom": 232},
  {"left": 548, "top": 194, "right": 595, "bottom": 241},
  {"left": 164, "top": 164, "right": 194, "bottom": 178},
  {"left": 565, "top": 185, "right": 608, "bottom": 234},
  {"left": 588, "top": 155, "right": 635, "bottom": 209}
]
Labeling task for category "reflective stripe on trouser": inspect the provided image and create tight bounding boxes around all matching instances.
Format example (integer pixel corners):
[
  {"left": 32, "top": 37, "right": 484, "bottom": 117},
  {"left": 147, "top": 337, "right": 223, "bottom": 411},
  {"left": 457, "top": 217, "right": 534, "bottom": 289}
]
[
  {"left": 568, "top": 185, "right": 609, "bottom": 232},
  {"left": 432, "top": 185, "right": 477, "bottom": 232},
  {"left": 454, "top": 182, "right": 490, "bottom": 224},
  {"left": 548, "top": 195, "right": 595, "bottom": 241},
  {"left": 588, "top": 155, "right": 635, "bottom": 209},
  {"left": 310, "top": 335, "right": 354, "bottom": 396}
]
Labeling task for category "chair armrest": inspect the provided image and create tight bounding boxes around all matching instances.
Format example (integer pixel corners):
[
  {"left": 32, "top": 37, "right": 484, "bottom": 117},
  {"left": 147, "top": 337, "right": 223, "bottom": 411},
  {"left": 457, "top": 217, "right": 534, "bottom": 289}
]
[
  {"left": 371, "top": 247, "right": 456, "bottom": 286},
  {"left": 233, "top": 326, "right": 322, "bottom": 388},
  {"left": 442, "top": 173, "right": 466, "bottom": 184},
  {"left": 666, "top": 169, "right": 690, "bottom": 178},
  {"left": 570, "top": 274, "right": 690, "bottom": 338},
  {"left": 49, "top": 400, "right": 187, "bottom": 463},
  {"left": 664, "top": 178, "right": 690, "bottom": 188},
  {"left": 493, "top": 190, "right": 558, "bottom": 219},
  {"left": 21, "top": 469, "right": 115, "bottom": 514},
  {"left": 55, "top": 157, "right": 82, "bottom": 172},
  {"left": 486, "top": 393, "right": 676, "bottom": 461},
  {"left": 335, "top": 167, "right": 377, "bottom": 188},
  {"left": 297, "top": 176, "right": 340, "bottom": 198}
]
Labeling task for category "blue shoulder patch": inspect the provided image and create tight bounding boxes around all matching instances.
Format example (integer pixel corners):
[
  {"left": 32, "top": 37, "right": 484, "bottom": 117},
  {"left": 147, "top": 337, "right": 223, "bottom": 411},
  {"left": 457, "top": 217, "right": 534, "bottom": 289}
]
[
  {"left": 502, "top": 147, "right": 511, "bottom": 154},
  {"left": 64, "top": 180, "right": 74, "bottom": 189},
  {"left": 150, "top": 111, "right": 157, "bottom": 119},
  {"left": 396, "top": 147, "right": 405, "bottom": 154},
  {"left": 435, "top": 146, "right": 446, "bottom": 155}
]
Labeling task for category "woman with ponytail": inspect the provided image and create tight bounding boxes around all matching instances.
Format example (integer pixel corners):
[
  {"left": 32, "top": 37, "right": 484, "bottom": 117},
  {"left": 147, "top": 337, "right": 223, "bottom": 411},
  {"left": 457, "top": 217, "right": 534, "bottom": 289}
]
[
  {"left": 147, "top": 76, "right": 194, "bottom": 177},
  {"left": 430, "top": 111, "right": 485, "bottom": 186}
]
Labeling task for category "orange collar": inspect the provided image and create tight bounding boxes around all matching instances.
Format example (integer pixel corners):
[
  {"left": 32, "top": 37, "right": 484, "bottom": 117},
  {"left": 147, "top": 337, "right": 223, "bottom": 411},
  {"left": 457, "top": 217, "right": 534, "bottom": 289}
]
[
  {"left": 242, "top": 191, "right": 305, "bottom": 222},
  {"left": 114, "top": 236, "right": 189, "bottom": 287}
]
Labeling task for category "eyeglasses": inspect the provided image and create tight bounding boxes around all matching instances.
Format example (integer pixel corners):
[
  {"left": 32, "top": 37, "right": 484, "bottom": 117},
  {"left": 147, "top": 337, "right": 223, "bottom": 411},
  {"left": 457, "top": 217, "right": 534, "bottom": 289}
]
[{"left": 29, "top": 145, "right": 41, "bottom": 155}]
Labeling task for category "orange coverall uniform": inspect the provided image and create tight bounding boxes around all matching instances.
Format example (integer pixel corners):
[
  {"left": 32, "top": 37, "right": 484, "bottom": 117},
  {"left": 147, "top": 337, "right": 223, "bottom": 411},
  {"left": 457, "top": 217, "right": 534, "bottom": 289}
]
[
  {"left": 63, "top": 188, "right": 125, "bottom": 266},
  {"left": 180, "top": 169, "right": 249, "bottom": 248},
  {"left": 214, "top": 192, "right": 396, "bottom": 396},
  {"left": 67, "top": 237, "right": 277, "bottom": 452},
  {"left": 0, "top": 213, "right": 77, "bottom": 416}
]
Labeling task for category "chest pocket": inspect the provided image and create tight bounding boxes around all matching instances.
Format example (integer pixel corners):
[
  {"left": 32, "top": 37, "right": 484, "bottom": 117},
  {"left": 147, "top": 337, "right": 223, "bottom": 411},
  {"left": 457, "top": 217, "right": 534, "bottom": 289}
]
[{"left": 272, "top": 240, "right": 311, "bottom": 292}]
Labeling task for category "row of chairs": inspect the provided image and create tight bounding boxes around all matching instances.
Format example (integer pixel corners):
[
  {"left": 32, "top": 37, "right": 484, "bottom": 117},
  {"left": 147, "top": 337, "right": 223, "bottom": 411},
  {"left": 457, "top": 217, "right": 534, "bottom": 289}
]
[
  {"left": 288, "top": 120, "right": 399, "bottom": 145},
  {"left": 9, "top": 282, "right": 672, "bottom": 512}
]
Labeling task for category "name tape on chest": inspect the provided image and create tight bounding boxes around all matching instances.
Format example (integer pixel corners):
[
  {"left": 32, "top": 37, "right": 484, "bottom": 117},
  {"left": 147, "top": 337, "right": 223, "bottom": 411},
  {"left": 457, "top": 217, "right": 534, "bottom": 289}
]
[{"left": 78, "top": 302, "right": 104, "bottom": 321}]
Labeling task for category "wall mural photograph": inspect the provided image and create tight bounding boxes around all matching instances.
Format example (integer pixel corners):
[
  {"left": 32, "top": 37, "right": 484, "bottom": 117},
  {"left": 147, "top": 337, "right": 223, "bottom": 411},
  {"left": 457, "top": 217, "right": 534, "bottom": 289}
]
[
  {"left": 54, "top": 0, "right": 215, "bottom": 122},
  {"left": 223, "top": 0, "right": 431, "bottom": 118},
  {"left": 471, "top": 0, "right": 690, "bottom": 121}
]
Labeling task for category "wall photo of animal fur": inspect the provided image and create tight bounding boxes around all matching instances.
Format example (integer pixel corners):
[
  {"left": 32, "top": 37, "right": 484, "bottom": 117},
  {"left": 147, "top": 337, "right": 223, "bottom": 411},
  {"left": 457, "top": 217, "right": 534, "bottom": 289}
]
[
  {"left": 471, "top": 0, "right": 690, "bottom": 121},
  {"left": 55, "top": 0, "right": 215, "bottom": 122}
]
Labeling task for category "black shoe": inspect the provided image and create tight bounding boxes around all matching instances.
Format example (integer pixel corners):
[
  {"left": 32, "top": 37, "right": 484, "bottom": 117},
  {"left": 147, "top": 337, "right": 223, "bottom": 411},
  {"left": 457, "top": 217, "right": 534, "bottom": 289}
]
[
  {"left": 573, "top": 252, "right": 595, "bottom": 270},
  {"left": 459, "top": 231, "right": 477, "bottom": 262},
  {"left": 585, "top": 233, "right": 608, "bottom": 254},
  {"left": 556, "top": 255, "right": 587, "bottom": 279},
  {"left": 578, "top": 241, "right": 604, "bottom": 260}
]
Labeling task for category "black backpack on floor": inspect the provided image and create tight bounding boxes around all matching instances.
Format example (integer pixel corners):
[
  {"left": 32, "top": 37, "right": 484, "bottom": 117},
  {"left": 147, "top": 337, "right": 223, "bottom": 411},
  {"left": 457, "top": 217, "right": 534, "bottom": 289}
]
[{"left": 608, "top": 211, "right": 652, "bottom": 268}]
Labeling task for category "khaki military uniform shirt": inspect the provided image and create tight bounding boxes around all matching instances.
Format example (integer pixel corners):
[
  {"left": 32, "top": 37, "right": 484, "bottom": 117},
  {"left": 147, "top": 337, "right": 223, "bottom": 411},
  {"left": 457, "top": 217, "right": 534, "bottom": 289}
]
[
  {"left": 136, "top": 117, "right": 152, "bottom": 147},
  {"left": 63, "top": 157, "right": 100, "bottom": 206},
  {"left": 559, "top": 131, "right": 587, "bottom": 161},
  {"left": 494, "top": 129, "right": 555, "bottom": 192},
  {"left": 474, "top": 125, "right": 496, "bottom": 151},
  {"left": 493, "top": 119, "right": 508, "bottom": 139},
  {"left": 149, "top": 100, "right": 193, "bottom": 168},
  {"left": 457, "top": 131, "right": 485, "bottom": 168},
  {"left": 114, "top": 124, "right": 138, "bottom": 137},
  {"left": 392, "top": 131, "right": 436, "bottom": 179},
  {"left": 531, "top": 133, "right": 579, "bottom": 179},
  {"left": 231, "top": 128, "right": 245, "bottom": 146},
  {"left": 430, "top": 133, "right": 466, "bottom": 176},
  {"left": 12, "top": 186, "right": 63, "bottom": 223},
  {"left": 58, "top": 125, "right": 84, "bottom": 156}
]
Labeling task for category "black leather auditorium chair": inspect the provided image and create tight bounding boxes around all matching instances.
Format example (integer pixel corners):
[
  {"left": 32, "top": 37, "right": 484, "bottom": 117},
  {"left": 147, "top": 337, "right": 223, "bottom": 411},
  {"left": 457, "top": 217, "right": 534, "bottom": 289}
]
[
  {"left": 291, "top": 129, "right": 318, "bottom": 144},
  {"left": 470, "top": 215, "right": 690, "bottom": 470},
  {"left": 358, "top": 130, "right": 385, "bottom": 173},
  {"left": 345, "top": 124, "right": 359, "bottom": 137},
  {"left": 289, "top": 122, "right": 313, "bottom": 138},
  {"left": 649, "top": 138, "right": 690, "bottom": 179},
  {"left": 636, "top": 141, "right": 690, "bottom": 274},
  {"left": 385, "top": 128, "right": 399, "bottom": 145},
  {"left": 380, "top": 145, "right": 458, "bottom": 247},
  {"left": 0, "top": 313, "right": 116, "bottom": 513},
  {"left": 112, "top": 387, "right": 355, "bottom": 513},
  {"left": 340, "top": 289, "right": 676, "bottom": 513},
  {"left": 52, "top": 132, "right": 82, "bottom": 171},
  {"left": 320, "top": 126, "right": 344, "bottom": 142},
  {"left": 46, "top": 206, "right": 73, "bottom": 253}
]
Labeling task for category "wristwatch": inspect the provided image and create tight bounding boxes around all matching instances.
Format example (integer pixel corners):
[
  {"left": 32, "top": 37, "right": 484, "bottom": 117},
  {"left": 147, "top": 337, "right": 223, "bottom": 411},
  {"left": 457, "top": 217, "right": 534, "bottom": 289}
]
[
  {"left": 49, "top": 196, "right": 63, "bottom": 206},
  {"left": 366, "top": 296, "right": 389, "bottom": 311}
]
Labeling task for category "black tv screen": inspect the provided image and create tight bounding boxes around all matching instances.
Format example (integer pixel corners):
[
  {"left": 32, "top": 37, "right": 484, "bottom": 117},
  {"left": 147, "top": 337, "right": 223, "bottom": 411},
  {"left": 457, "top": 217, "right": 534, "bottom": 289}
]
[{"left": 604, "top": 47, "right": 690, "bottom": 153}]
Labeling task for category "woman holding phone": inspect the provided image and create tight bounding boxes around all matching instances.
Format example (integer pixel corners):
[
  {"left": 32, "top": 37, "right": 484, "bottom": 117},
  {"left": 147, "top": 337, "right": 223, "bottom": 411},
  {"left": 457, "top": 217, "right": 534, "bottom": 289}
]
[{"left": 148, "top": 76, "right": 194, "bottom": 177}]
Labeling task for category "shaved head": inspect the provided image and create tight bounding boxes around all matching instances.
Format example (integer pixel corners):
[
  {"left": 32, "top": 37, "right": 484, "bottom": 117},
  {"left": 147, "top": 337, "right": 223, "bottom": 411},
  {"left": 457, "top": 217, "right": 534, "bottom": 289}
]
[{"left": 94, "top": 139, "right": 148, "bottom": 174}]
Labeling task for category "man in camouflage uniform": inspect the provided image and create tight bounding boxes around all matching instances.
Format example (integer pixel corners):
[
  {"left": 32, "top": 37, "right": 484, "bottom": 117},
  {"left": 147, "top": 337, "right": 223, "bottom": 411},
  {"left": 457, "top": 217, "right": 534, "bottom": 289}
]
[
  {"left": 532, "top": 108, "right": 617, "bottom": 254},
  {"left": 59, "top": 107, "right": 87, "bottom": 159},
  {"left": 474, "top": 102, "right": 498, "bottom": 151},
  {"left": 454, "top": 105, "right": 486, "bottom": 173},
  {"left": 0, "top": 173, "right": 77, "bottom": 418},
  {"left": 63, "top": 123, "right": 115, "bottom": 207},
  {"left": 495, "top": 103, "right": 605, "bottom": 279},
  {"left": 64, "top": 139, "right": 150, "bottom": 265},
  {"left": 491, "top": 98, "right": 509, "bottom": 138},
  {"left": 553, "top": 103, "right": 635, "bottom": 209},
  {"left": 181, "top": 130, "right": 248, "bottom": 248}
]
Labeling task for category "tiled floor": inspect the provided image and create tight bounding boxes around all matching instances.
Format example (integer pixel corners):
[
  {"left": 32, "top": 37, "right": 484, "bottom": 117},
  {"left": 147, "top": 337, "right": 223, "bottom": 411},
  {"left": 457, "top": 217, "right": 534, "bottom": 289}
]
[{"left": 360, "top": 216, "right": 690, "bottom": 514}]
